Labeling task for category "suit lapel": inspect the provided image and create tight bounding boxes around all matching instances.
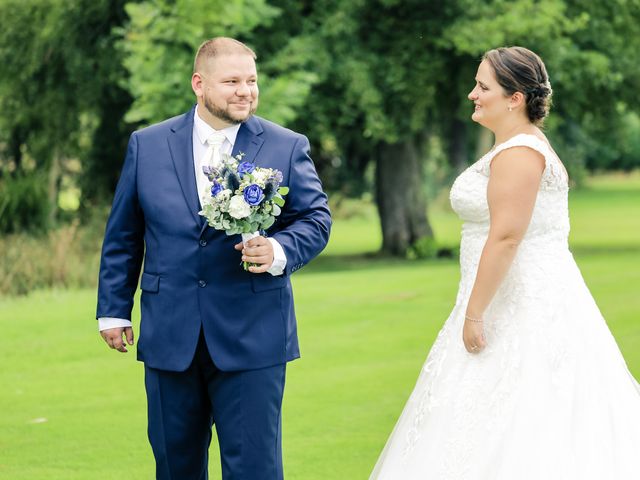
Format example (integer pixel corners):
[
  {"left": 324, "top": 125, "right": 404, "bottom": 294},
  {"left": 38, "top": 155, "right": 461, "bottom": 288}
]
[
  {"left": 167, "top": 106, "right": 202, "bottom": 227},
  {"left": 232, "top": 116, "right": 265, "bottom": 165}
]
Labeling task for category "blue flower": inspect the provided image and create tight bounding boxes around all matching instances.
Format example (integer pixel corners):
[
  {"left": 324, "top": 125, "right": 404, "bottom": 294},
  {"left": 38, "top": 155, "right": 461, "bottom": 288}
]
[
  {"left": 243, "top": 184, "right": 265, "bottom": 206},
  {"left": 210, "top": 181, "right": 223, "bottom": 197},
  {"left": 237, "top": 162, "right": 255, "bottom": 177}
]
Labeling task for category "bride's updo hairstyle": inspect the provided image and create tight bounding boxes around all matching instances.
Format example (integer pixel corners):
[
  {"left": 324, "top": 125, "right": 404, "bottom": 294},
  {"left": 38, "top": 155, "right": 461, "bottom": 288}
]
[{"left": 483, "top": 46, "right": 552, "bottom": 126}]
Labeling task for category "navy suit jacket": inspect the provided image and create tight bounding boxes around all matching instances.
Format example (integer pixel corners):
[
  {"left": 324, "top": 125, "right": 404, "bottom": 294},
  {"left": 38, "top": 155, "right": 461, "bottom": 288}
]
[{"left": 96, "top": 107, "right": 331, "bottom": 372}]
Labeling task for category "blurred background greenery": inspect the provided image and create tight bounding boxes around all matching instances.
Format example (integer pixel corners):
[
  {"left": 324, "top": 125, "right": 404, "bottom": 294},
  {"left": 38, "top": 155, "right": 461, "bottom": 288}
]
[
  {"left": 1, "top": 0, "right": 640, "bottom": 288},
  {"left": 1, "top": 1, "right": 639, "bottom": 478}
]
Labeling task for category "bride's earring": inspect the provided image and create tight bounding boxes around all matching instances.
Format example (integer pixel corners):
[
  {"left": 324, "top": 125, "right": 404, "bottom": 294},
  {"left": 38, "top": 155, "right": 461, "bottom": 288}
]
[{"left": 508, "top": 106, "right": 513, "bottom": 112}]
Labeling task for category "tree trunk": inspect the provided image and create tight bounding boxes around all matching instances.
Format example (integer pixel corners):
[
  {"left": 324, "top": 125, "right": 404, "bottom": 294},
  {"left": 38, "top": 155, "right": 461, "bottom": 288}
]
[
  {"left": 375, "top": 138, "right": 433, "bottom": 256},
  {"left": 7, "top": 127, "right": 25, "bottom": 175},
  {"left": 47, "top": 153, "right": 61, "bottom": 228}
]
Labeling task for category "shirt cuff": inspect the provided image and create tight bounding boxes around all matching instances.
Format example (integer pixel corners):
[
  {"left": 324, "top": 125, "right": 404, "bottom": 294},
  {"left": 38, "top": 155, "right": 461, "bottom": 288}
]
[
  {"left": 98, "top": 317, "right": 133, "bottom": 331},
  {"left": 267, "top": 237, "right": 287, "bottom": 276}
]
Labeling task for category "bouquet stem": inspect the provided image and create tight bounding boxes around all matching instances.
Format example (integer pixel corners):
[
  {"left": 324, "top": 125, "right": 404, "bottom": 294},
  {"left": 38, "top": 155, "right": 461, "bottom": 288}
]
[{"left": 241, "top": 231, "right": 261, "bottom": 271}]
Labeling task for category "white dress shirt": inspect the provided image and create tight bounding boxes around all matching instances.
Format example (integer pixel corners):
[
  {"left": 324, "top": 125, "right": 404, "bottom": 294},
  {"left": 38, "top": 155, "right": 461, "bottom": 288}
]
[{"left": 98, "top": 107, "right": 287, "bottom": 331}]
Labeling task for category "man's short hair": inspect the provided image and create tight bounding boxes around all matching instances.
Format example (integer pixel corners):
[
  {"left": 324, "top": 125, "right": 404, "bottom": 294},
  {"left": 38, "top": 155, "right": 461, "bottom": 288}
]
[{"left": 193, "top": 37, "right": 257, "bottom": 73}]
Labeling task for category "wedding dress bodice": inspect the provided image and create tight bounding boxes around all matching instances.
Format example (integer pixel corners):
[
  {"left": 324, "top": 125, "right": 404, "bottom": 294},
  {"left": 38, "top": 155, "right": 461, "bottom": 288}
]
[{"left": 449, "top": 134, "right": 574, "bottom": 319}]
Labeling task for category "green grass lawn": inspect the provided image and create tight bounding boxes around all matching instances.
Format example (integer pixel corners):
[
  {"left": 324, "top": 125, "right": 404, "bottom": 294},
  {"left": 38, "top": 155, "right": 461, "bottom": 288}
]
[{"left": 1, "top": 172, "right": 638, "bottom": 479}]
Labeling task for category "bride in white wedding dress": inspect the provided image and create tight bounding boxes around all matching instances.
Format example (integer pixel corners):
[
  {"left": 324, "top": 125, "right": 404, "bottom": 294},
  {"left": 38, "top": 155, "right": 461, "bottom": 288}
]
[{"left": 370, "top": 46, "right": 640, "bottom": 480}]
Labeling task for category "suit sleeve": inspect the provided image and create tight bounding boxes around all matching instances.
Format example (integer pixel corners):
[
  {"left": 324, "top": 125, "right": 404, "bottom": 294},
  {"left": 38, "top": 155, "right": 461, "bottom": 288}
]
[
  {"left": 96, "top": 132, "right": 145, "bottom": 320},
  {"left": 271, "top": 135, "right": 331, "bottom": 275}
]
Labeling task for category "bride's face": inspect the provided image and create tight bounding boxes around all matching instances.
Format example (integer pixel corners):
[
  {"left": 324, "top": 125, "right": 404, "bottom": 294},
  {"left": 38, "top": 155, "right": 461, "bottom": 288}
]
[{"left": 468, "top": 60, "right": 510, "bottom": 127}]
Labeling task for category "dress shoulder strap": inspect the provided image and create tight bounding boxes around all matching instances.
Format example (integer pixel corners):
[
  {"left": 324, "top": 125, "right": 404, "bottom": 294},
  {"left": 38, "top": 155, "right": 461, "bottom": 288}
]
[{"left": 476, "top": 134, "right": 568, "bottom": 190}]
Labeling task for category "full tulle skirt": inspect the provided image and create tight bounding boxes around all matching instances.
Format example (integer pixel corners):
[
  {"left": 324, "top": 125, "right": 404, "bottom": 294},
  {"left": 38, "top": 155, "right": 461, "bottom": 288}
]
[{"left": 370, "top": 256, "right": 640, "bottom": 480}]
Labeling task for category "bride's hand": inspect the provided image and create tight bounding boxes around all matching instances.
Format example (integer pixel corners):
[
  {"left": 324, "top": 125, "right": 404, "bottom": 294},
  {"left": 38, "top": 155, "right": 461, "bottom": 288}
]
[{"left": 463, "top": 315, "right": 486, "bottom": 354}]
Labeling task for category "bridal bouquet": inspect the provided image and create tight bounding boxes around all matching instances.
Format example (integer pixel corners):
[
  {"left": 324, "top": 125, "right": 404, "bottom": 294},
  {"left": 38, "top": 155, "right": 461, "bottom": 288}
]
[{"left": 199, "top": 153, "right": 288, "bottom": 269}]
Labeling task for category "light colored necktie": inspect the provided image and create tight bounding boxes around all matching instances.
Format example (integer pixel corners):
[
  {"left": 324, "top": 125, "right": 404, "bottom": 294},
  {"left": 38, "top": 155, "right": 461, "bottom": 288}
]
[
  {"left": 205, "top": 131, "right": 226, "bottom": 169},
  {"left": 198, "top": 131, "right": 226, "bottom": 200}
]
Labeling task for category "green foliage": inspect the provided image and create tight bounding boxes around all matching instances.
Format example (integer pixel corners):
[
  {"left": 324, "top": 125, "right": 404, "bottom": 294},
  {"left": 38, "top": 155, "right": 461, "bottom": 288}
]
[
  {"left": 2, "top": 0, "right": 640, "bottom": 240},
  {"left": 0, "top": 173, "right": 49, "bottom": 234},
  {"left": 291, "top": 0, "right": 640, "bottom": 195},
  {"left": 118, "top": 0, "right": 317, "bottom": 126},
  {"left": 295, "top": 0, "right": 456, "bottom": 143},
  {"left": 444, "top": 0, "right": 640, "bottom": 174},
  {"left": 582, "top": 110, "right": 640, "bottom": 171},
  {"left": 407, "top": 236, "right": 439, "bottom": 260},
  {"left": 258, "top": 71, "right": 319, "bottom": 126},
  {"left": 0, "top": 0, "right": 121, "bottom": 163},
  {"left": 0, "top": 0, "right": 133, "bottom": 227},
  {"left": 617, "top": 112, "right": 640, "bottom": 170},
  {"left": 443, "top": 0, "right": 583, "bottom": 54}
]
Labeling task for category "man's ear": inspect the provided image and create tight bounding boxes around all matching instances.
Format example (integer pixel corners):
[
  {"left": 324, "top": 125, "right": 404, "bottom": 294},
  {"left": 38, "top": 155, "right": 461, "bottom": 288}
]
[{"left": 191, "top": 72, "right": 204, "bottom": 98}]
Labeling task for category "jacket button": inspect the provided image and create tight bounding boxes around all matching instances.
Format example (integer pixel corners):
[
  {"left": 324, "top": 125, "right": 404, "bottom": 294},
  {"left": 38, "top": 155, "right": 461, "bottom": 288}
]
[
  {"left": 199, "top": 239, "right": 207, "bottom": 247},
  {"left": 198, "top": 280, "right": 206, "bottom": 288}
]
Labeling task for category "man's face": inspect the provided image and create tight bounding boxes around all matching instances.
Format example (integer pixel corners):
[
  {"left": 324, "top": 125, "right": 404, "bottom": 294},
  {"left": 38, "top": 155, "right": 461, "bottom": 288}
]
[{"left": 194, "top": 53, "right": 259, "bottom": 128}]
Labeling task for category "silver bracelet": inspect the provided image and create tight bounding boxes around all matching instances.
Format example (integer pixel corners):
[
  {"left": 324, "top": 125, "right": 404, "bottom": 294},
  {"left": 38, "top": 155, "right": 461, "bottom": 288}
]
[{"left": 465, "top": 314, "right": 483, "bottom": 323}]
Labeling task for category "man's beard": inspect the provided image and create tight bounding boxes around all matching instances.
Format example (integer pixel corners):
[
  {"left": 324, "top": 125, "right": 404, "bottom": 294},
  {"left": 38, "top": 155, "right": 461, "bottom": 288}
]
[{"left": 204, "top": 94, "right": 257, "bottom": 125}]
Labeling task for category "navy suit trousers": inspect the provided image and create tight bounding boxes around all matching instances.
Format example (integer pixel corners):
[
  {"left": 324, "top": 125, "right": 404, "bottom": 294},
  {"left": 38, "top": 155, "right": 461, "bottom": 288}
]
[{"left": 145, "top": 331, "right": 286, "bottom": 480}]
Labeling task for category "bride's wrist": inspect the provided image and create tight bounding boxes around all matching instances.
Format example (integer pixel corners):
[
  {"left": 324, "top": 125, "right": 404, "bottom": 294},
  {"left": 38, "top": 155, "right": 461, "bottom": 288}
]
[
  {"left": 464, "top": 314, "right": 483, "bottom": 323},
  {"left": 464, "top": 308, "right": 484, "bottom": 323}
]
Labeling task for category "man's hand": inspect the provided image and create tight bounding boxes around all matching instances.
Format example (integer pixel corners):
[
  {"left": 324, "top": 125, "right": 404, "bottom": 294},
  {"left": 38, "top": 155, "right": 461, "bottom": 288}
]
[
  {"left": 101, "top": 327, "right": 135, "bottom": 353},
  {"left": 234, "top": 236, "right": 274, "bottom": 273}
]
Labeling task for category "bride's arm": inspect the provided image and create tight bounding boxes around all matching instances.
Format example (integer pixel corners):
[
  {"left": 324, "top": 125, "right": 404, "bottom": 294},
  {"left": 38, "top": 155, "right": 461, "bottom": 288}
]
[{"left": 463, "top": 146, "right": 545, "bottom": 353}]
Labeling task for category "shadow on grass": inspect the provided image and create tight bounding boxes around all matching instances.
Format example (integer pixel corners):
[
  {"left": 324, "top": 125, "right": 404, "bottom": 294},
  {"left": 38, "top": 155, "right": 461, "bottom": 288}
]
[
  {"left": 302, "top": 249, "right": 459, "bottom": 274},
  {"left": 304, "top": 243, "right": 640, "bottom": 274},
  {"left": 570, "top": 244, "right": 640, "bottom": 256}
]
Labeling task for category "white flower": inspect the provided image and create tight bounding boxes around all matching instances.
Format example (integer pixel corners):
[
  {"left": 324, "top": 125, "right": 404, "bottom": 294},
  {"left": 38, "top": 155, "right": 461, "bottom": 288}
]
[
  {"left": 216, "top": 189, "right": 232, "bottom": 212},
  {"left": 228, "top": 195, "right": 251, "bottom": 219},
  {"left": 218, "top": 189, "right": 232, "bottom": 201},
  {"left": 251, "top": 169, "right": 270, "bottom": 186}
]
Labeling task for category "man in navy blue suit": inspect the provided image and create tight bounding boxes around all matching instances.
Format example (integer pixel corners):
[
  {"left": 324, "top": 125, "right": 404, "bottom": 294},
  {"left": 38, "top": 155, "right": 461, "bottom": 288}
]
[{"left": 96, "top": 37, "right": 331, "bottom": 479}]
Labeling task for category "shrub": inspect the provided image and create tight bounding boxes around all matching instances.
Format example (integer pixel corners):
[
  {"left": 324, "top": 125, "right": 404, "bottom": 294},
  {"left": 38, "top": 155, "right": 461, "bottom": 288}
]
[
  {"left": 0, "top": 212, "right": 106, "bottom": 297},
  {"left": 0, "top": 173, "right": 50, "bottom": 234}
]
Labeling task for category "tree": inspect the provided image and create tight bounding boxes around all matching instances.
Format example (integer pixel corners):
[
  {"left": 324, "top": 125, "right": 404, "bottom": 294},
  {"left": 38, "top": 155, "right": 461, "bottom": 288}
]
[
  {"left": 118, "top": 0, "right": 317, "bottom": 127},
  {"left": 443, "top": 0, "right": 640, "bottom": 175},
  {"left": 78, "top": 0, "right": 135, "bottom": 207},
  {"left": 3, "top": 0, "right": 639, "bottom": 241},
  {"left": 283, "top": 0, "right": 452, "bottom": 256},
  {"left": 0, "top": 0, "right": 133, "bottom": 231},
  {"left": 288, "top": 0, "right": 640, "bottom": 257}
]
